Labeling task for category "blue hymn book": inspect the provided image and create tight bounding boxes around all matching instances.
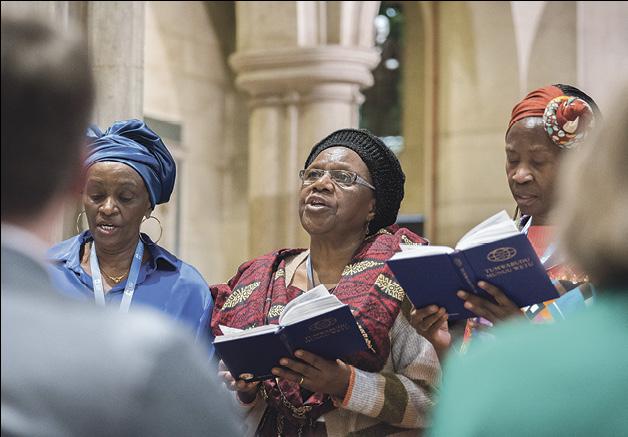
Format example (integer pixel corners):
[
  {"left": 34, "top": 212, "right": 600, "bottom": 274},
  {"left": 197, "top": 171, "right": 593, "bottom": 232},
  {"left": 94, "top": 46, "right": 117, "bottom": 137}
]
[
  {"left": 386, "top": 211, "right": 558, "bottom": 320},
  {"left": 213, "top": 285, "right": 368, "bottom": 382}
]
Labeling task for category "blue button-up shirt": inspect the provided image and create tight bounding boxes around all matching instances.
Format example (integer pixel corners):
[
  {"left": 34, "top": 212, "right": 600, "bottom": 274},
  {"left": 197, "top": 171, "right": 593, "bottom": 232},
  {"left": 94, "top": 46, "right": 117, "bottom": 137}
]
[{"left": 48, "top": 231, "right": 214, "bottom": 358}]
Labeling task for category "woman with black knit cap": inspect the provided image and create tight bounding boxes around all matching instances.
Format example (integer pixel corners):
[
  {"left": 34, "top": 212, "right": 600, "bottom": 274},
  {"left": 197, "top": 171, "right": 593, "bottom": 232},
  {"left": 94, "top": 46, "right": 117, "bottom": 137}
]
[
  {"left": 411, "top": 84, "right": 601, "bottom": 357},
  {"left": 212, "top": 129, "right": 440, "bottom": 436}
]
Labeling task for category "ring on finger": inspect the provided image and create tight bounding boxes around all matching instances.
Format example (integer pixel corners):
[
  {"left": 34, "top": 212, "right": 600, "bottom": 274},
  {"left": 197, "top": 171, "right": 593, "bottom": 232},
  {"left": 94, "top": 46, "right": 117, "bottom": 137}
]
[{"left": 298, "top": 376, "right": 304, "bottom": 385}]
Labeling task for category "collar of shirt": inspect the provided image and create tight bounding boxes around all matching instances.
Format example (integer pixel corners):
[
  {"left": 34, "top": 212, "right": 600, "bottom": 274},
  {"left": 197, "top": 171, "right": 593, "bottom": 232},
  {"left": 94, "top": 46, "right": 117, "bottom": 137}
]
[{"left": 48, "top": 230, "right": 179, "bottom": 276}]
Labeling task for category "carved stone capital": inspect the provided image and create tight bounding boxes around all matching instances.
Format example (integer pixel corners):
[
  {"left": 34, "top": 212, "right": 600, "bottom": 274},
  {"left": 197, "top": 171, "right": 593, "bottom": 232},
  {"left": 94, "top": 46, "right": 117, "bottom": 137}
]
[{"left": 230, "top": 45, "right": 380, "bottom": 98}]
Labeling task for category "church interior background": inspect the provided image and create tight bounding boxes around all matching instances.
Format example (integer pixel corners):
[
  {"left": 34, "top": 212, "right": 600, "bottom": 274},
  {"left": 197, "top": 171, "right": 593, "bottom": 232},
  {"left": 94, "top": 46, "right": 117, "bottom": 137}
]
[{"left": 4, "top": 1, "right": 627, "bottom": 284}]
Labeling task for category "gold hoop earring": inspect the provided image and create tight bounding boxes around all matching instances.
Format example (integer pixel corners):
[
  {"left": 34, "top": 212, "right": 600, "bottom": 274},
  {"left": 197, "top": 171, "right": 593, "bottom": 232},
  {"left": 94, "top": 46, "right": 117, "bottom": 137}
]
[
  {"left": 76, "top": 210, "right": 87, "bottom": 234},
  {"left": 141, "top": 215, "right": 163, "bottom": 244}
]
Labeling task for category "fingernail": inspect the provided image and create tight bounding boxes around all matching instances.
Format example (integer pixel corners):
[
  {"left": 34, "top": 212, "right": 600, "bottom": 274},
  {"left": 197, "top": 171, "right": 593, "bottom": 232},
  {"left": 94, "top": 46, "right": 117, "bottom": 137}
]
[
  {"left": 295, "top": 350, "right": 304, "bottom": 358},
  {"left": 430, "top": 306, "right": 438, "bottom": 311},
  {"left": 464, "top": 302, "right": 473, "bottom": 309},
  {"left": 272, "top": 368, "right": 280, "bottom": 375},
  {"left": 478, "top": 281, "right": 486, "bottom": 287},
  {"left": 279, "top": 359, "right": 288, "bottom": 365},
  {"left": 457, "top": 291, "right": 466, "bottom": 298}
]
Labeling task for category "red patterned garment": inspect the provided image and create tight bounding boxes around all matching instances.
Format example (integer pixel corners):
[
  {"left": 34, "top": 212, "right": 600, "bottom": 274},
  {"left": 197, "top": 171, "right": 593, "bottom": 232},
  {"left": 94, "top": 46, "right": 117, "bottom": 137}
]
[{"left": 210, "top": 225, "right": 427, "bottom": 434}]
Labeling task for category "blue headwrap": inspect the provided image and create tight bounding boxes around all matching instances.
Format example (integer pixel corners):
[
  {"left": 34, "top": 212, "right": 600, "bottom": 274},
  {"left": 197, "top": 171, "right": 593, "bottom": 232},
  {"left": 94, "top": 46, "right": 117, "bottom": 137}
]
[{"left": 85, "top": 119, "right": 176, "bottom": 208}]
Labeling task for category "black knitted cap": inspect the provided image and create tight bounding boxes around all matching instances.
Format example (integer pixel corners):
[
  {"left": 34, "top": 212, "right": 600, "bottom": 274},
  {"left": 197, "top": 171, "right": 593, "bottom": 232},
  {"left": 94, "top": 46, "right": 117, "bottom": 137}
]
[{"left": 304, "top": 128, "right": 405, "bottom": 234}]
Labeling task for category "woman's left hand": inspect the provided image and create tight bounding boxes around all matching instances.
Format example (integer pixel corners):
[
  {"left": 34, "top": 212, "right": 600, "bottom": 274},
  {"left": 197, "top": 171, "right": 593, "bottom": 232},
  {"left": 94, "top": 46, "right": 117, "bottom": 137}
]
[
  {"left": 272, "top": 350, "right": 351, "bottom": 399},
  {"left": 457, "top": 281, "right": 524, "bottom": 324}
]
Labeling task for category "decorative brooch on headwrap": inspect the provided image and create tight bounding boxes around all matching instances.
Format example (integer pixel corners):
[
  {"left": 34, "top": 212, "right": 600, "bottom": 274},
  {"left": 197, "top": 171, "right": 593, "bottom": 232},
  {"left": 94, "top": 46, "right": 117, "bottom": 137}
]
[{"left": 543, "top": 95, "right": 595, "bottom": 149}]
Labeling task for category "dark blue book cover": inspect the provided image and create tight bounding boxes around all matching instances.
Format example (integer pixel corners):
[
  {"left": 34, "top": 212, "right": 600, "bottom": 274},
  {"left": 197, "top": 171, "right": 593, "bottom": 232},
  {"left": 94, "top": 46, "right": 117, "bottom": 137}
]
[
  {"left": 214, "top": 328, "right": 290, "bottom": 382},
  {"left": 387, "top": 233, "right": 558, "bottom": 320},
  {"left": 280, "top": 305, "right": 367, "bottom": 360},
  {"left": 214, "top": 305, "right": 367, "bottom": 381}
]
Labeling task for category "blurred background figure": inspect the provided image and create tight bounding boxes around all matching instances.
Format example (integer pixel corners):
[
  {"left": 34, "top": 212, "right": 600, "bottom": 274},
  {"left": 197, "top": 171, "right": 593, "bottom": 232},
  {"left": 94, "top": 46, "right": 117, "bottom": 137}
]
[
  {"left": 1, "top": 11, "right": 239, "bottom": 436},
  {"left": 48, "top": 118, "right": 215, "bottom": 357},
  {"left": 429, "top": 87, "right": 628, "bottom": 436}
]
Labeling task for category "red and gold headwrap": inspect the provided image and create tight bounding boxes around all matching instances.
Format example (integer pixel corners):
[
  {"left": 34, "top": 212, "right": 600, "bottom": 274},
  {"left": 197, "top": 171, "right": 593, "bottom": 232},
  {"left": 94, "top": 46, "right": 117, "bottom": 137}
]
[{"left": 507, "top": 85, "right": 595, "bottom": 149}]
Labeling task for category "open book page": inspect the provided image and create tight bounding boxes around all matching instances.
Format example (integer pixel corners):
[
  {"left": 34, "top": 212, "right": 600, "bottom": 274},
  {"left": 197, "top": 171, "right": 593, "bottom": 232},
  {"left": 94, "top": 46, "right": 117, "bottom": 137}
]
[
  {"left": 213, "top": 324, "right": 280, "bottom": 343},
  {"left": 279, "top": 284, "right": 344, "bottom": 326},
  {"left": 391, "top": 245, "right": 454, "bottom": 260},
  {"left": 455, "top": 210, "right": 520, "bottom": 251},
  {"left": 219, "top": 325, "right": 244, "bottom": 335}
]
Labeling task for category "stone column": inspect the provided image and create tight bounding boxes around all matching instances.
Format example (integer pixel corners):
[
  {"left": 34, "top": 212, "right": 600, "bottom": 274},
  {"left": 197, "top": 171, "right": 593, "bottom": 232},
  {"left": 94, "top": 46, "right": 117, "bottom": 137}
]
[
  {"left": 57, "top": 2, "right": 146, "bottom": 242},
  {"left": 231, "top": 1, "right": 380, "bottom": 257},
  {"left": 87, "top": 1, "right": 145, "bottom": 127},
  {"left": 577, "top": 1, "right": 628, "bottom": 112}
]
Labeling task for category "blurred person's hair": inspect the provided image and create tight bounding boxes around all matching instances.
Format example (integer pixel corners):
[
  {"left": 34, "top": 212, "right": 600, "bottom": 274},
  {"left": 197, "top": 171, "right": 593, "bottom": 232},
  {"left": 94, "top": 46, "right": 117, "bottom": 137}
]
[
  {"left": 1, "top": 12, "right": 94, "bottom": 221},
  {"left": 556, "top": 88, "right": 628, "bottom": 288}
]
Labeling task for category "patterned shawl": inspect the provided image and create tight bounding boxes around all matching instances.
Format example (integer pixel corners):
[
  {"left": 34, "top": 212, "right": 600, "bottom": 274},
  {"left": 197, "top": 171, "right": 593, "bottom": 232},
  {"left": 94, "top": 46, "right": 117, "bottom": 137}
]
[{"left": 211, "top": 226, "right": 427, "bottom": 435}]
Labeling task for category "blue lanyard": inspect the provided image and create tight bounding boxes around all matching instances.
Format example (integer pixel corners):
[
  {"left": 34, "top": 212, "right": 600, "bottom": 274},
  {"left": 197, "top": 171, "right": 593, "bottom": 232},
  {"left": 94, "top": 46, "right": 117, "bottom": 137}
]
[
  {"left": 306, "top": 254, "right": 315, "bottom": 290},
  {"left": 90, "top": 239, "right": 144, "bottom": 313},
  {"left": 520, "top": 216, "right": 558, "bottom": 269}
]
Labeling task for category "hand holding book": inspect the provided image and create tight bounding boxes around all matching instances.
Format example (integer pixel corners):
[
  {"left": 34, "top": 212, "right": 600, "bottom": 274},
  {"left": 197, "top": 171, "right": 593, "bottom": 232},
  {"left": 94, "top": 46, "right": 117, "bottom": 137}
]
[
  {"left": 457, "top": 280, "right": 526, "bottom": 323},
  {"left": 271, "top": 349, "right": 351, "bottom": 399},
  {"left": 409, "top": 305, "right": 450, "bottom": 359},
  {"left": 214, "top": 285, "right": 367, "bottom": 382},
  {"left": 217, "top": 359, "right": 259, "bottom": 404},
  {"left": 388, "top": 211, "right": 558, "bottom": 321}
]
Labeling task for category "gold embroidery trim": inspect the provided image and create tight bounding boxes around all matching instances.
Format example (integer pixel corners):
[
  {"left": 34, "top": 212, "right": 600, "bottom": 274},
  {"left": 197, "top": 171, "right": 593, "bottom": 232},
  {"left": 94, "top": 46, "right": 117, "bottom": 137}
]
[
  {"left": 357, "top": 321, "right": 377, "bottom": 354},
  {"left": 260, "top": 381, "right": 313, "bottom": 420},
  {"left": 374, "top": 275, "right": 405, "bottom": 301},
  {"left": 267, "top": 304, "right": 285, "bottom": 319},
  {"left": 341, "top": 260, "right": 383, "bottom": 276},
  {"left": 222, "top": 281, "right": 261, "bottom": 309},
  {"left": 400, "top": 235, "right": 422, "bottom": 245}
]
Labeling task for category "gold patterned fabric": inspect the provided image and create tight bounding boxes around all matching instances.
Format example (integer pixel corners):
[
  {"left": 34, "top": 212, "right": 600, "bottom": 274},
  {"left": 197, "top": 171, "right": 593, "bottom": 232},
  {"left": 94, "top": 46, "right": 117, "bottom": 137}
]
[{"left": 222, "top": 281, "right": 260, "bottom": 310}]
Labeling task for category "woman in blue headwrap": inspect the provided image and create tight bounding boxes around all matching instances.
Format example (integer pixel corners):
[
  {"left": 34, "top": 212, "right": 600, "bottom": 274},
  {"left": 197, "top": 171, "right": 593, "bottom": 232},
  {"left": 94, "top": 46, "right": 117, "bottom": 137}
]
[{"left": 48, "top": 119, "right": 215, "bottom": 356}]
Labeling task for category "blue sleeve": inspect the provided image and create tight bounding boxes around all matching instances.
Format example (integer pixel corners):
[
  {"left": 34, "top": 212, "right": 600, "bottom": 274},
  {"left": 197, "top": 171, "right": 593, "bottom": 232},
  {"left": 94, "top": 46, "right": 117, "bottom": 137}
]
[{"left": 195, "top": 292, "right": 215, "bottom": 361}]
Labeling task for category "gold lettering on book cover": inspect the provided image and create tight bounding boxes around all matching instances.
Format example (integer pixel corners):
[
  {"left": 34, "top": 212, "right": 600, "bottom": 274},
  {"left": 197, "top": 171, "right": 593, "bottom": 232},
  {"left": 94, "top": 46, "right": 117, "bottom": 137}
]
[
  {"left": 375, "top": 275, "right": 405, "bottom": 301},
  {"left": 222, "top": 281, "right": 260, "bottom": 309},
  {"left": 304, "top": 322, "right": 350, "bottom": 344},
  {"left": 483, "top": 257, "right": 534, "bottom": 279}
]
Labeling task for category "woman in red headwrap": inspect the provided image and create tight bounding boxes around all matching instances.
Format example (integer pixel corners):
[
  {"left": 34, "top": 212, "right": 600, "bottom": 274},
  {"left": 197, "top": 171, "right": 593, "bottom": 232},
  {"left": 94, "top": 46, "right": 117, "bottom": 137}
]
[{"left": 411, "top": 84, "right": 601, "bottom": 356}]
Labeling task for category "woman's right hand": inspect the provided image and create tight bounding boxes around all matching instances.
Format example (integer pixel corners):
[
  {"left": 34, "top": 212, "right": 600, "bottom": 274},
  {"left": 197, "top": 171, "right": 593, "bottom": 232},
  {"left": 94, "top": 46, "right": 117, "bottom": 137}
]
[
  {"left": 218, "top": 360, "right": 260, "bottom": 404},
  {"left": 409, "top": 305, "right": 451, "bottom": 359}
]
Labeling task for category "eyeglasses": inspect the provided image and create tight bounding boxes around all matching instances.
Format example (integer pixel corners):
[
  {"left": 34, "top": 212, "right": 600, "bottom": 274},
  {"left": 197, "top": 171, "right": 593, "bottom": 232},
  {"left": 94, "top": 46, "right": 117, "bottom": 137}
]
[{"left": 299, "top": 168, "right": 375, "bottom": 190}]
